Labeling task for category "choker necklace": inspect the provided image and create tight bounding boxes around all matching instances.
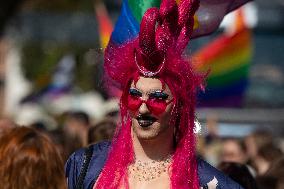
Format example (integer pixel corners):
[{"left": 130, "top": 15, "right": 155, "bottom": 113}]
[{"left": 128, "top": 155, "right": 172, "bottom": 182}]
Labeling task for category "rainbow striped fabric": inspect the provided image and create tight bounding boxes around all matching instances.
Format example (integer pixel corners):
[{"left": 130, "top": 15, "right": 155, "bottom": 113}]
[
  {"left": 95, "top": 2, "right": 113, "bottom": 49},
  {"left": 194, "top": 10, "right": 253, "bottom": 107},
  {"left": 109, "top": 0, "right": 252, "bottom": 45}
]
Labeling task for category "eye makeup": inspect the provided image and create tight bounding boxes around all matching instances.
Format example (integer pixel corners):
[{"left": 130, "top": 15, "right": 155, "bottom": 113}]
[
  {"left": 149, "top": 91, "right": 169, "bottom": 100},
  {"left": 129, "top": 88, "right": 142, "bottom": 97},
  {"left": 129, "top": 88, "right": 169, "bottom": 99}
]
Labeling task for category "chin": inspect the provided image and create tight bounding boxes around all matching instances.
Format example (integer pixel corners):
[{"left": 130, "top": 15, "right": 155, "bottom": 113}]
[
  {"left": 135, "top": 131, "right": 159, "bottom": 140},
  {"left": 132, "top": 120, "right": 161, "bottom": 140}
]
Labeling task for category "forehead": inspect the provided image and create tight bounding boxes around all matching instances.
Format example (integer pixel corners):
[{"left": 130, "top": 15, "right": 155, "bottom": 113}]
[{"left": 130, "top": 76, "right": 172, "bottom": 95}]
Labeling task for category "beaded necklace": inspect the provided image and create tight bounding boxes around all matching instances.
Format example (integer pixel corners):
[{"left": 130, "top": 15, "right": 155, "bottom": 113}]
[{"left": 128, "top": 155, "right": 172, "bottom": 182}]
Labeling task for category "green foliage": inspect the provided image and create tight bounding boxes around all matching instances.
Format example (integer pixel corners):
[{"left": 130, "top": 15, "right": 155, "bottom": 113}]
[
  {"left": 23, "top": 0, "right": 94, "bottom": 12},
  {"left": 21, "top": 42, "right": 101, "bottom": 92}
]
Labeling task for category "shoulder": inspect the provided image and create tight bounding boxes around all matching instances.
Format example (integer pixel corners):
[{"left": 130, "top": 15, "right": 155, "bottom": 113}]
[
  {"left": 197, "top": 158, "right": 245, "bottom": 189},
  {"left": 65, "top": 141, "right": 110, "bottom": 175},
  {"left": 65, "top": 141, "right": 111, "bottom": 189}
]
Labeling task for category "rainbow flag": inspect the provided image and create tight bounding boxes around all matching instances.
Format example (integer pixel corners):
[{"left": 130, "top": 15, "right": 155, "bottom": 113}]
[
  {"left": 194, "top": 10, "right": 253, "bottom": 107},
  {"left": 109, "top": 0, "right": 252, "bottom": 45},
  {"left": 106, "top": 0, "right": 252, "bottom": 98},
  {"left": 95, "top": 2, "right": 113, "bottom": 49}
]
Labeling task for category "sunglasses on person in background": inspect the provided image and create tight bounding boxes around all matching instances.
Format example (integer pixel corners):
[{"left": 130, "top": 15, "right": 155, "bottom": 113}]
[{"left": 127, "top": 88, "right": 174, "bottom": 115}]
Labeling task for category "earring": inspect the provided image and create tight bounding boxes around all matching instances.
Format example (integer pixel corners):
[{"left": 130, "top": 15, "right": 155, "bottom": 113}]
[{"left": 194, "top": 117, "right": 202, "bottom": 134}]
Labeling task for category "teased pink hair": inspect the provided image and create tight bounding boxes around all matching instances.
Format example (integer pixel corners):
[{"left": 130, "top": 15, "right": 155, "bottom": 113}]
[{"left": 96, "top": 0, "right": 203, "bottom": 188}]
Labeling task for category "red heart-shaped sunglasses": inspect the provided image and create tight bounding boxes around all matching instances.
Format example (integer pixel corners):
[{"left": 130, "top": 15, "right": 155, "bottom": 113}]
[{"left": 127, "top": 88, "right": 174, "bottom": 115}]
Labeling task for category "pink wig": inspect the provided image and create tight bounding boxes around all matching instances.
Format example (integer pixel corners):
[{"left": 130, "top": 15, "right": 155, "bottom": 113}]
[{"left": 96, "top": 0, "right": 203, "bottom": 188}]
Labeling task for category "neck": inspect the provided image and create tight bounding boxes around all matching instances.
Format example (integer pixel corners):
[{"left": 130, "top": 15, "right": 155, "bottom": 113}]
[{"left": 132, "top": 126, "right": 174, "bottom": 162}]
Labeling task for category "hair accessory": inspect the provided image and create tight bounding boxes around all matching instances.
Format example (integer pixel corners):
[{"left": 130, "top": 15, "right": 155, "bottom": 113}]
[
  {"left": 134, "top": 48, "right": 166, "bottom": 77},
  {"left": 194, "top": 117, "right": 202, "bottom": 134},
  {"left": 133, "top": 0, "right": 199, "bottom": 77}
]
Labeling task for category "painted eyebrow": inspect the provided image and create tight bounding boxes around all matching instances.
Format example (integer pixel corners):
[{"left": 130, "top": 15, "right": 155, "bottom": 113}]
[{"left": 129, "top": 88, "right": 142, "bottom": 96}]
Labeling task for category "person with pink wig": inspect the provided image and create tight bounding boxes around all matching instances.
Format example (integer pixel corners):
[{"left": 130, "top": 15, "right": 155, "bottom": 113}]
[{"left": 65, "top": 0, "right": 251, "bottom": 188}]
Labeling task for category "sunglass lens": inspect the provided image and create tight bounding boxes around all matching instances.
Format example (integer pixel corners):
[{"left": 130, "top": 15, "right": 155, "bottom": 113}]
[
  {"left": 147, "top": 98, "right": 167, "bottom": 115},
  {"left": 127, "top": 95, "right": 142, "bottom": 111}
]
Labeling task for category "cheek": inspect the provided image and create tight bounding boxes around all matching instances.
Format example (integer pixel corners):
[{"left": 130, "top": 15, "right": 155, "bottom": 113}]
[
  {"left": 129, "top": 109, "right": 139, "bottom": 118},
  {"left": 158, "top": 104, "right": 174, "bottom": 123},
  {"left": 122, "top": 97, "right": 138, "bottom": 117}
]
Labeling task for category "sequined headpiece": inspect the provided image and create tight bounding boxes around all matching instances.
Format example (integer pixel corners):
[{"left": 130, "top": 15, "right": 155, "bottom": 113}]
[
  {"left": 135, "top": 0, "right": 199, "bottom": 77},
  {"left": 104, "top": 0, "right": 200, "bottom": 89}
]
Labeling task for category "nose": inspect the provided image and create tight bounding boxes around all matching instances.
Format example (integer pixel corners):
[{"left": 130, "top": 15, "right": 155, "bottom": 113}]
[{"left": 138, "top": 100, "right": 150, "bottom": 114}]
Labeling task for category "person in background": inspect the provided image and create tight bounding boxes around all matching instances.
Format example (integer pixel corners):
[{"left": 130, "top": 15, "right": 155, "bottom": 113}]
[
  {"left": 259, "top": 157, "right": 284, "bottom": 189},
  {"left": 0, "top": 117, "right": 15, "bottom": 137},
  {"left": 218, "top": 162, "right": 258, "bottom": 189},
  {"left": 63, "top": 111, "right": 91, "bottom": 157},
  {"left": 200, "top": 114, "right": 223, "bottom": 166},
  {"left": 30, "top": 120, "right": 48, "bottom": 132},
  {"left": 245, "top": 130, "right": 272, "bottom": 162},
  {"left": 220, "top": 138, "right": 248, "bottom": 164},
  {"left": 0, "top": 126, "right": 66, "bottom": 189},
  {"left": 252, "top": 143, "right": 283, "bottom": 175},
  {"left": 245, "top": 130, "right": 273, "bottom": 158},
  {"left": 255, "top": 176, "right": 277, "bottom": 189},
  {"left": 88, "top": 117, "right": 116, "bottom": 144},
  {"left": 47, "top": 128, "right": 69, "bottom": 161}
]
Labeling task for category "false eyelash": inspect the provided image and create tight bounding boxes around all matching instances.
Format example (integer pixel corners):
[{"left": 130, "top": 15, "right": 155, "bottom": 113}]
[
  {"left": 149, "top": 91, "right": 169, "bottom": 99},
  {"left": 129, "top": 88, "right": 142, "bottom": 96}
]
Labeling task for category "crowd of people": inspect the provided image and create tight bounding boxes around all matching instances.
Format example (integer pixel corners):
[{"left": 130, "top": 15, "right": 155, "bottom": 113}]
[
  {"left": 0, "top": 0, "right": 283, "bottom": 188},
  {"left": 198, "top": 127, "right": 284, "bottom": 189},
  {"left": 0, "top": 110, "right": 283, "bottom": 189},
  {"left": 0, "top": 110, "right": 117, "bottom": 189}
]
